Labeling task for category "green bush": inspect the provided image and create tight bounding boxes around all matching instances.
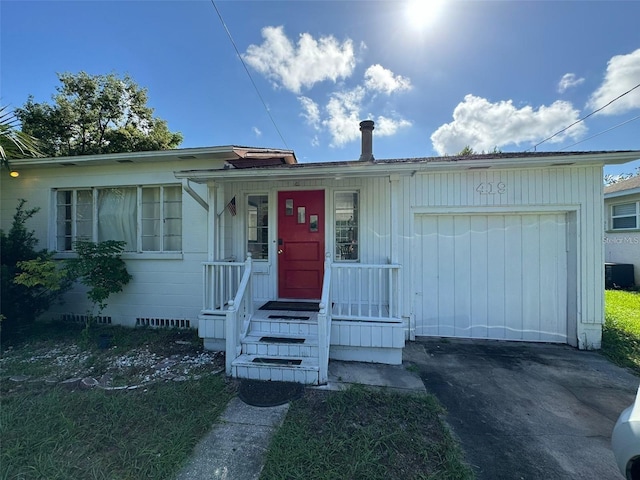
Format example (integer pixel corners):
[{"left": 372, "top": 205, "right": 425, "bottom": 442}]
[{"left": 0, "top": 200, "right": 72, "bottom": 333}]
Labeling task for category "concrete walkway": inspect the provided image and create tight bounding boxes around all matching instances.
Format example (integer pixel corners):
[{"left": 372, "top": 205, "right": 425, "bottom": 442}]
[{"left": 175, "top": 361, "right": 425, "bottom": 480}]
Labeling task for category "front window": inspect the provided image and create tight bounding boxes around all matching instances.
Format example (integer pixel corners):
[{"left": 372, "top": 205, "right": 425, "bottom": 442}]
[
  {"left": 335, "top": 191, "right": 359, "bottom": 261},
  {"left": 247, "top": 195, "right": 269, "bottom": 260},
  {"left": 55, "top": 185, "right": 182, "bottom": 252},
  {"left": 611, "top": 202, "right": 639, "bottom": 230}
]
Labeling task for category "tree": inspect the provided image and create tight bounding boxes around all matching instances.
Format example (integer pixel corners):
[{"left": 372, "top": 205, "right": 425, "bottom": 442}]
[
  {"left": 604, "top": 167, "right": 640, "bottom": 186},
  {"left": 0, "top": 105, "right": 42, "bottom": 170},
  {"left": 16, "top": 72, "right": 183, "bottom": 157}
]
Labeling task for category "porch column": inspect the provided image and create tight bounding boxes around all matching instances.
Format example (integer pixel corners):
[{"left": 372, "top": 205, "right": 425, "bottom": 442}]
[
  {"left": 207, "top": 182, "right": 218, "bottom": 261},
  {"left": 389, "top": 174, "right": 400, "bottom": 264}
]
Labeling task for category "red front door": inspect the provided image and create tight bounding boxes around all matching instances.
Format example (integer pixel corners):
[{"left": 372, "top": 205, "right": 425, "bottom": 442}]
[{"left": 277, "top": 190, "right": 325, "bottom": 299}]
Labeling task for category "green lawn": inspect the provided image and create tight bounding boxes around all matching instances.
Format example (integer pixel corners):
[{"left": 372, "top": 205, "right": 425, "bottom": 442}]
[
  {"left": 260, "top": 385, "right": 474, "bottom": 480},
  {"left": 0, "top": 323, "right": 234, "bottom": 480},
  {"left": 602, "top": 289, "right": 640, "bottom": 374}
]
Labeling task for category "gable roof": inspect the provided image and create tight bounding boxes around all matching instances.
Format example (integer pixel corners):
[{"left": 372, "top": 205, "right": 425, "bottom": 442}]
[
  {"left": 604, "top": 175, "right": 640, "bottom": 199},
  {"left": 176, "top": 150, "right": 640, "bottom": 183},
  {"left": 8, "top": 145, "right": 297, "bottom": 170}
]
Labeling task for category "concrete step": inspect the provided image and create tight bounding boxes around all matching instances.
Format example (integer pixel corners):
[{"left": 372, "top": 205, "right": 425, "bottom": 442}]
[
  {"left": 232, "top": 354, "right": 320, "bottom": 384},
  {"left": 242, "top": 334, "right": 319, "bottom": 357}
]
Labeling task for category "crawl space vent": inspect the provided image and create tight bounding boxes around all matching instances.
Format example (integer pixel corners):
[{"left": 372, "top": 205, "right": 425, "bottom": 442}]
[
  {"left": 136, "top": 317, "right": 191, "bottom": 329},
  {"left": 61, "top": 313, "right": 112, "bottom": 324}
]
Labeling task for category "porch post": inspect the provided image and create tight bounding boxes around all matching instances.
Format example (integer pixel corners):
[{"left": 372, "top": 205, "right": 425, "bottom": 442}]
[
  {"left": 389, "top": 175, "right": 400, "bottom": 264},
  {"left": 207, "top": 182, "right": 217, "bottom": 261}
]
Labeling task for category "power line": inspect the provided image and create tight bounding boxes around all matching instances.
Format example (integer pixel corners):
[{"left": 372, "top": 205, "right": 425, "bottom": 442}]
[
  {"left": 558, "top": 114, "right": 640, "bottom": 151},
  {"left": 209, "top": 1, "right": 290, "bottom": 150},
  {"left": 526, "top": 82, "right": 640, "bottom": 152}
]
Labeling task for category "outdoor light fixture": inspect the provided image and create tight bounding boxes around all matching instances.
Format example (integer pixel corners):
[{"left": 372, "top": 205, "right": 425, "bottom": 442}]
[{"left": 9, "top": 171, "right": 19, "bottom": 178}]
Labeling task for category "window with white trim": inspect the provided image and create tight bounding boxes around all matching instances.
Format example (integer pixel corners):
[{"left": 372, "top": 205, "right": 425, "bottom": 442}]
[
  {"left": 247, "top": 195, "right": 269, "bottom": 260},
  {"left": 611, "top": 202, "right": 639, "bottom": 230},
  {"left": 335, "top": 191, "right": 359, "bottom": 261},
  {"left": 55, "top": 185, "right": 182, "bottom": 252}
]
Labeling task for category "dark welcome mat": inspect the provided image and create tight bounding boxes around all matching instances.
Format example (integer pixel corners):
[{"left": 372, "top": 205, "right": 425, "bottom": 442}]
[
  {"left": 238, "top": 379, "right": 304, "bottom": 407},
  {"left": 259, "top": 301, "right": 319, "bottom": 312}
]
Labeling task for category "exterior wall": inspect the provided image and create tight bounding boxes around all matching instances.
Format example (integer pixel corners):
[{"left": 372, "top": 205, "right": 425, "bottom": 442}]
[
  {"left": 397, "top": 165, "right": 605, "bottom": 349},
  {"left": 1, "top": 159, "right": 216, "bottom": 327},
  {"left": 604, "top": 192, "right": 640, "bottom": 286},
  {"left": 215, "top": 176, "right": 392, "bottom": 303}
]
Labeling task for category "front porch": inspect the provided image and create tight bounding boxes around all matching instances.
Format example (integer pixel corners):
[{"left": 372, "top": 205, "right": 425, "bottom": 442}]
[{"left": 197, "top": 254, "right": 404, "bottom": 385}]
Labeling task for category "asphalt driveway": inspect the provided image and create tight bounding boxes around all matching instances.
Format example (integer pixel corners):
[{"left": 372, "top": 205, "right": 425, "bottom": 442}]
[{"left": 404, "top": 338, "right": 639, "bottom": 480}]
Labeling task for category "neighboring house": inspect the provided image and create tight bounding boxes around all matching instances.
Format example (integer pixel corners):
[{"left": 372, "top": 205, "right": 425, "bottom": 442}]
[
  {"left": 2, "top": 121, "right": 639, "bottom": 384},
  {"left": 604, "top": 175, "right": 640, "bottom": 287}
]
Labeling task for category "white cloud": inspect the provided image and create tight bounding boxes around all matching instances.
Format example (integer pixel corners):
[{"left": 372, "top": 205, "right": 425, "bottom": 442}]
[
  {"left": 364, "top": 64, "right": 412, "bottom": 94},
  {"left": 252, "top": 126, "right": 262, "bottom": 137},
  {"left": 431, "top": 94, "right": 587, "bottom": 155},
  {"left": 298, "top": 96, "right": 321, "bottom": 130},
  {"left": 587, "top": 48, "right": 640, "bottom": 115},
  {"left": 322, "top": 87, "right": 366, "bottom": 147},
  {"left": 557, "top": 73, "right": 585, "bottom": 93},
  {"left": 243, "top": 26, "right": 356, "bottom": 93},
  {"left": 375, "top": 115, "right": 412, "bottom": 136}
]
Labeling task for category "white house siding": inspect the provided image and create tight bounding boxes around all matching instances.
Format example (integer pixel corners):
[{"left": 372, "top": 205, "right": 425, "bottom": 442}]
[
  {"left": 1, "top": 159, "right": 214, "bottom": 327},
  {"left": 217, "top": 176, "right": 392, "bottom": 303},
  {"left": 397, "top": 165, "right": 605, "bottom": 349},
  {"left": 604, "top": 192, "right": 640, "bottom": 286}
]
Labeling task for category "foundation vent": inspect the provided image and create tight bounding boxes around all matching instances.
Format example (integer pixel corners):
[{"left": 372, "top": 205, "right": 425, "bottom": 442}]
[
  {"left": 136, "top": 317, "right": 191, "bottom": 329},
  {"left": 60, "top": 313, "right": 112, "bottom": 324}
]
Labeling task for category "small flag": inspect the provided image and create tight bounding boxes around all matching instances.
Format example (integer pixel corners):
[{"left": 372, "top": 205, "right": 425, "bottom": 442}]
[{"left": 226, "top": 196, "right": 237, "bottom": 216}]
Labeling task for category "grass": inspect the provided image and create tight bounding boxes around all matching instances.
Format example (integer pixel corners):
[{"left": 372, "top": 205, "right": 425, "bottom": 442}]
[
  {"left": 260, "top": 384, "right": 474, "bottom": 480},
  {"left": 1, "top": 321, "right": 234, "bottom": 480},
  {"left": 602, "top": 289, "right": 640, "bottom": 374}
]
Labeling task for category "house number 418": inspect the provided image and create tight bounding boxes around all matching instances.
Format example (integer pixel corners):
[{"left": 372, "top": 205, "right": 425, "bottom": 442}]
[{"left": 476, "top": 182, "right": 506, "bottom": 195}]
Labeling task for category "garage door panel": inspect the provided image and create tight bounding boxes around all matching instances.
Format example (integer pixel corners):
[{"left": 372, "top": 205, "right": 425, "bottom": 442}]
[
  {"left": 453, "top": 216, "right": 471, "bottom": 337},
  {"left": 415, "top": 213, "right": 567, "bottom": 343},
  {"left": 486, "top": 216, "right": 506, "bottom": 339},
  {"left": 470, "top": 215, "right": 489, "bottom": 338},
  {"left": 504, "top": 215, "right": 524, "bottom": 340}
]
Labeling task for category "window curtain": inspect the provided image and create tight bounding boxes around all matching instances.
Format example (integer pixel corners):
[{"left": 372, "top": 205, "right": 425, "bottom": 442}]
[{"left": 98, "top": 188, "right": 137, "bottom": 251}]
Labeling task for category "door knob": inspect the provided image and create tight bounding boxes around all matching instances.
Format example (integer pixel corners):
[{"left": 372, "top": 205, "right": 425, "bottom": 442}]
[{"left": 278, "top": 249, "right": 284, "bottom": 255}]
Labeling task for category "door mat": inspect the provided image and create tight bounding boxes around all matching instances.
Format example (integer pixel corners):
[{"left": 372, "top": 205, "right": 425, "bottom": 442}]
[
  {"left": 238, "top": 379, "right": 304, "bottom": 407},
  {"left": 259, "top": 301, "right": 319, "bottom": 312}
]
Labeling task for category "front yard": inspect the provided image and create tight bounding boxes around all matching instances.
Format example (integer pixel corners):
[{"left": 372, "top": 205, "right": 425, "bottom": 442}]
[{"left": 0, "top": 324, "right": 234, "bottom": 480}]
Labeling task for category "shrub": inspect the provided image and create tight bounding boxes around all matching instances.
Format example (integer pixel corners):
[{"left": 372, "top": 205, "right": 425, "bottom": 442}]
[{"left": 0, "top": 200, "right": 72, "bottom": 333}]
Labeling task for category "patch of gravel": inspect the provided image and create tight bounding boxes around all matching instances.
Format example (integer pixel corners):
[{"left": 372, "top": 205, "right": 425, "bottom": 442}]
[{"left": 1, "top": 340, "right": 225, "bottom": 391}]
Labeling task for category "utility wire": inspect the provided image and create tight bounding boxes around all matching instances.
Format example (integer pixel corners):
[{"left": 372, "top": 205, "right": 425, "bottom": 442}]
[
  {"left": 526, "top": 82, "right": 640, "bottom": 152},
  {"left": 558, "top": 114, "right": 640, "bottom": 151},
  {"left": 210, "top": 1, "right": 290, "bottom": 150}
]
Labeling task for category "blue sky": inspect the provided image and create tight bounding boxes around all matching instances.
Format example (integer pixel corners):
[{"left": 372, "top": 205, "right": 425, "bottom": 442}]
[{"left": 1, "top": 1, "right": 639, "bottom": 175}]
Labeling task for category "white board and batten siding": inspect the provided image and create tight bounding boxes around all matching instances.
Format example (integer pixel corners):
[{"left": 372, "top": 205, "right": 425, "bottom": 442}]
[
  {"left": 221, "top": 176, "right": 392, "bottom": 303},
  {"left": 398, "top": 166, "right": 605, "bottom": 349}
]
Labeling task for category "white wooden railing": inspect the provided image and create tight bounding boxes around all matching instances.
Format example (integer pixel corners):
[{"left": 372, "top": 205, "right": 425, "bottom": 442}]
[
  {"left": 202, "top": 257, "right": 246, "bottom": 314},
  {"left": 318, "top": 253, "right": 332, "bottom": 385},
  {"left": 224, "top": 254, "right": 253, "bottom": 375},
  {"left": 331, "top": 263, "right": 402, "bottom": 321}
]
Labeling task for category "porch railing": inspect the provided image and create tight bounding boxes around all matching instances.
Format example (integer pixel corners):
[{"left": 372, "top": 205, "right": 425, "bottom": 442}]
[
  {"left": 224, "top": 254, "right": 253, "bottom": 375},
  {"left": 318, "top": 253, "right": 332, "bottom": 385},
  {"left": 331, "top": 263, "right": 402, "bottom": 321},
  {"left": 202, "top": 257, "right": 246, "bottom": 314}
]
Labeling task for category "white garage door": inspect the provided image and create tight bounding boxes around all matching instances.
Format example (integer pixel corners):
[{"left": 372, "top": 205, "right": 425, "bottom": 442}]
[{"left": 414, "top": 214, "right": 568, "bottom": 343}]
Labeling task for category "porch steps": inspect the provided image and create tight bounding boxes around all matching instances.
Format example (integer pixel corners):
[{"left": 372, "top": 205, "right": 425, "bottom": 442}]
[{"left": 231, "top": 311, "right": 320, "bottom": 385}]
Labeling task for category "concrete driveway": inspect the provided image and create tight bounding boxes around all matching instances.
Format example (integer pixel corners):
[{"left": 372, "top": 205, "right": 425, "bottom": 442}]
[{"left": 404, "top": 338, "right": 639, "bottom": 480}]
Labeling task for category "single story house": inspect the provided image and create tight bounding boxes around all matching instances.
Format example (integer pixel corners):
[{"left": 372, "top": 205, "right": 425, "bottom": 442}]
[
  {"left": 3, "top": 121, "right": 639, "bottom": 384},
  {"left": 604, "top": 175, "right": 640, "bottom": 287}
]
